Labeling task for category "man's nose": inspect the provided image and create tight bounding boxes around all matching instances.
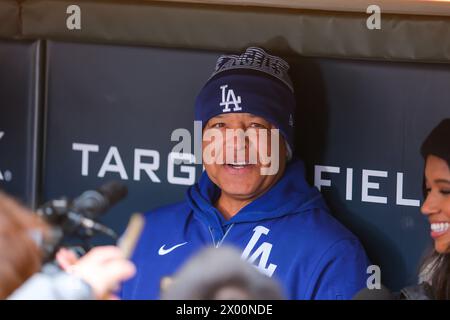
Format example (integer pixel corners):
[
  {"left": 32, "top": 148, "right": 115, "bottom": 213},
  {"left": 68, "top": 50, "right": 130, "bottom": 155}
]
[
  {"left": 224, "top": 128, "right": 249, "bottom": 161},
  {"left": 225, "top": 128, "right": 248, "bottom": 147}
]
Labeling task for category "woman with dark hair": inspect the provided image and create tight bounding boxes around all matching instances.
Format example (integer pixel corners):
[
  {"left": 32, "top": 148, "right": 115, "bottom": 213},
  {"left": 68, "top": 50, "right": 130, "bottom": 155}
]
[{"left": 401, "top": 119, "right": 450, "bottom": 300}]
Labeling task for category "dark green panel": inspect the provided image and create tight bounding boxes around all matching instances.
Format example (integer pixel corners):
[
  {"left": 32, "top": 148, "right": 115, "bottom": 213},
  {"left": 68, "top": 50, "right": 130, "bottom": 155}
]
[
  {"left": 20, "top": 0, "right": 450, "bottom": 63},
  {"left": 0, "top": 0, "right": 20, "bottom": 38}
]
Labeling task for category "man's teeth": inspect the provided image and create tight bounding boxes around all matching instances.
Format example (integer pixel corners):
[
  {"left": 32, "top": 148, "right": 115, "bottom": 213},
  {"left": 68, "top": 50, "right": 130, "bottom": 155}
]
[
  {"left": 228, "top": 163, "right": 248, "bottom": 168},
  {"left": 431, "top": 222, "right": 450, "bottom": 233}
]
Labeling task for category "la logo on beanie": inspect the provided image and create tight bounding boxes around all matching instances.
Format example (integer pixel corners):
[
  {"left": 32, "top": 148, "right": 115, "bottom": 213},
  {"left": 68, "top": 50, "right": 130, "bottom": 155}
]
[{"left": 220, "top": 84, "right": 242, "bottom": 113}]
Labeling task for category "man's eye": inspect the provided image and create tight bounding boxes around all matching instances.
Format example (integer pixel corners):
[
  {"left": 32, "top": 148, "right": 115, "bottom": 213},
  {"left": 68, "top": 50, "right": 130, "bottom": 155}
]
[
  {"left": 440, "top": 190, "right": 450, "bottom": 195},
  {"left": 249, "top": 123, "right": 267, "bottom": 129},
  {"left": 211, "top": 123, "right": 225, "bottom": 128}
]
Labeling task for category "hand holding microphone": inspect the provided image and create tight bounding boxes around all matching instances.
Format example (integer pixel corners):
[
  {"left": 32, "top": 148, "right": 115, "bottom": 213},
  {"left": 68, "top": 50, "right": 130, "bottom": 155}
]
[
  {"left": 44, "top": 181, "right": 145, "bottom": 300},
  {"left": 57, "top": 246, "right": 136, "bottom": 300},
  {"left": 55, "top": 212, "right": 145, "bottom": 300},
  {"left": 36, "top": 181, "right": 128, "bottom": 262}
]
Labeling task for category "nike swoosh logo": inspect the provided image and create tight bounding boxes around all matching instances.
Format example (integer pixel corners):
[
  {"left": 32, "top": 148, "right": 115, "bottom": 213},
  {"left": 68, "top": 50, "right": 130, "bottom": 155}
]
[{"left": 158, "top": 242, "right": 187, "bottom": 255}]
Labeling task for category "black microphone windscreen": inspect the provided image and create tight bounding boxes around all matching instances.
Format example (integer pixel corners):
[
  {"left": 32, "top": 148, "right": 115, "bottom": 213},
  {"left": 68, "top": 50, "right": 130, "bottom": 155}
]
[
  {"left": 99, "top": 181, "right": 128, "bottom": 207},
  {"left": 73, "top": 181, "right": 128, "bottom": 219}
]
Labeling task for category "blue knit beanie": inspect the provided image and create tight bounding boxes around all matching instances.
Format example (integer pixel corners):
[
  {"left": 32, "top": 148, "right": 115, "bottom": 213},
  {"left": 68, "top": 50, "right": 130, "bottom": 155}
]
[{"left": 194, "top": 47, "right": 296, "bottom": 158}]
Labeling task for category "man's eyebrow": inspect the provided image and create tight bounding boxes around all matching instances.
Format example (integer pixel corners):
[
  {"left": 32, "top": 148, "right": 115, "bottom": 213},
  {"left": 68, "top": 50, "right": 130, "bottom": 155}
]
[{"left": 435, "top": 179, "right": 450, "bottom": 185}]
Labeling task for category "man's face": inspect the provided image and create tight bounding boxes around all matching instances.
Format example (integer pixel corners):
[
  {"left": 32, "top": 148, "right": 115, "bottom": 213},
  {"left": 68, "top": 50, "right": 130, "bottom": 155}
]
[{"left": 202, "top": 113, "right": 287, "bottom": 202}]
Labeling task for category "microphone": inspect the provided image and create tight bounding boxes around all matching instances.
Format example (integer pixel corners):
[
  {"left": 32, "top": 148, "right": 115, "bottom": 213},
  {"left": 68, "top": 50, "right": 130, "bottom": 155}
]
[
  {"left": 72, "top": 181, "right": 128, "bottom": 219},
  {"left": 37, "top": 181, "right": 128, "bottom": 239},
  {"left": 352, "top": 285, "right": 397, "bottom": 300}
]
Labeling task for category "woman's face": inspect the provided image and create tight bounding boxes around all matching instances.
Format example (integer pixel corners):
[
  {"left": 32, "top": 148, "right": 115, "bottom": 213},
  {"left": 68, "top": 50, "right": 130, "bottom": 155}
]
[{"left": 421, "top": 155, "right": 450, "bottom": 254}]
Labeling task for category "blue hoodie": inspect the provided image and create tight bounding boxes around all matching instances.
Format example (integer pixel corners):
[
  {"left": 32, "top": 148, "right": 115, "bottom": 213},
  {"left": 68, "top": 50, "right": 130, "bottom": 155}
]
[{"left": 120, "top": 159, "right": 370, "bottom": 300}]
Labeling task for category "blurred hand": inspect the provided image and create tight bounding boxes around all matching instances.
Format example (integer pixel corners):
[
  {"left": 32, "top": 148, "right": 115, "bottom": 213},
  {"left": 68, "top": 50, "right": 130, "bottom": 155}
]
[
  {"left": 56, "top": 248, "right": 79, "bottom": 271},
  {"left": 56, "top": 246, "right": 135, "bottom": 299}
]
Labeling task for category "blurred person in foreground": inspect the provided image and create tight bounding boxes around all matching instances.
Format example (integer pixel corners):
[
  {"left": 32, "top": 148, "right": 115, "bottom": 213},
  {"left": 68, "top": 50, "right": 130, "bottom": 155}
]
[
  {"left": 0, "top": 192, "right": 135, "bottom": 300},
  {"left": 162, "top": 246, "right": 284, "bottom": 300}
]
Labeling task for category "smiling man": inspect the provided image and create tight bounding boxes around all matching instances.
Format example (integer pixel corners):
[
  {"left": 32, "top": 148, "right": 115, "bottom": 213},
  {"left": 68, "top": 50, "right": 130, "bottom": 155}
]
[{"left": 120, "top": 47, "right": 370, "bottom": 300}]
